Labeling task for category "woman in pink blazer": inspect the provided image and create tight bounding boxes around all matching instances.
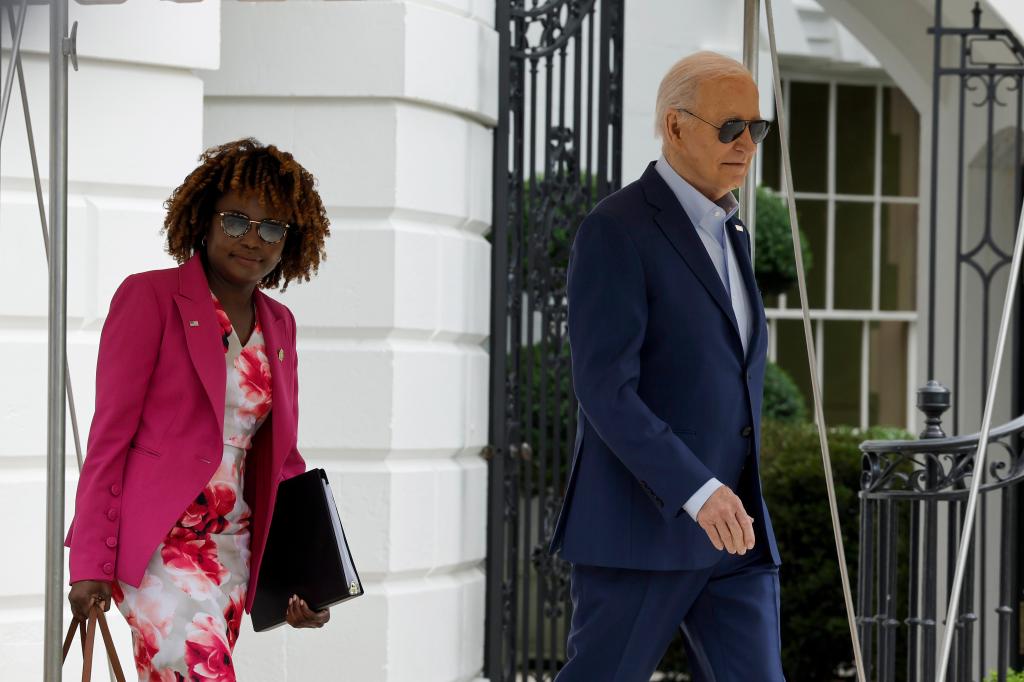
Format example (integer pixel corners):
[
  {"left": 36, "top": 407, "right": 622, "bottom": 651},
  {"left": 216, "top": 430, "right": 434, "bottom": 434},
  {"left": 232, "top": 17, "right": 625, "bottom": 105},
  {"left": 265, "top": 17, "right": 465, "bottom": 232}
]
[{"left": 66, "top": 138, "right": 331, "bottom": 680}]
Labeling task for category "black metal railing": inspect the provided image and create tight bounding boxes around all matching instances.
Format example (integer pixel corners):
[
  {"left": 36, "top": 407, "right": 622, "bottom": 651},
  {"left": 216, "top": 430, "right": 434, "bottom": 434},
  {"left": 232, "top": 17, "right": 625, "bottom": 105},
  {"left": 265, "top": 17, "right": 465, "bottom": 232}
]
[{"left": 858, "top": 380, "right": 1022, "bottom": 681}]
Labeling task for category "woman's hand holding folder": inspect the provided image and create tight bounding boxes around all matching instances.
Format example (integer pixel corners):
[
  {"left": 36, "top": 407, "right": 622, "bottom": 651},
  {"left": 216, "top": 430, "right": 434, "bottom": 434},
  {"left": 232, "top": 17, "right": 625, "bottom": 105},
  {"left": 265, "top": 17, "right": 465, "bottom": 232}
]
[{"left": 285, "top": 593, "right": 330, "bottom": 629}]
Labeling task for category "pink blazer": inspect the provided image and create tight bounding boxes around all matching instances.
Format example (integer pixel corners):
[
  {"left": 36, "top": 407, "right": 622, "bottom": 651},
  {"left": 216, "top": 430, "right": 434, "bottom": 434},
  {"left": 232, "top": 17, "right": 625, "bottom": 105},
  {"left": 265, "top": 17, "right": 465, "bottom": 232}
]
[{"left": 65, "top": 255, "right": 306, "bottom": 613}]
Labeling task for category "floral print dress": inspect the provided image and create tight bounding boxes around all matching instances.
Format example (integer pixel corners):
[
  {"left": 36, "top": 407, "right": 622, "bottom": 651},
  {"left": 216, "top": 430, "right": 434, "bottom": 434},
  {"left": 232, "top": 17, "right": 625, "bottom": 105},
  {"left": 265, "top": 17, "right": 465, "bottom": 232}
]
[{"left": 113, "top": 292, "right": 273, "bottom": 682}]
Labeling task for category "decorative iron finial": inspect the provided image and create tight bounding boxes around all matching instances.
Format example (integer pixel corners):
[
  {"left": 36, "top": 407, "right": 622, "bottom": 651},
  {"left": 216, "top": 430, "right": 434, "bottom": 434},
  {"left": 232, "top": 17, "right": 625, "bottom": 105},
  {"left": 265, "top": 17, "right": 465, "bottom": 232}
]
[
  {"left": 972, "top": 1, "right": 982, "bottom": 29},
  {"left": 917, "top": 380, "right": 951, "bottom": 439}
]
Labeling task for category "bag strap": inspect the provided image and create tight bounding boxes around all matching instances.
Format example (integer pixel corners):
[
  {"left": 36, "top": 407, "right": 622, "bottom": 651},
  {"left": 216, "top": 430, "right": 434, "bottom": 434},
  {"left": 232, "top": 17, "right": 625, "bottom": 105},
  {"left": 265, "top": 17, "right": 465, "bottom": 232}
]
[{"left": 62, "top": 607, "right": 127, "bottom": 682}]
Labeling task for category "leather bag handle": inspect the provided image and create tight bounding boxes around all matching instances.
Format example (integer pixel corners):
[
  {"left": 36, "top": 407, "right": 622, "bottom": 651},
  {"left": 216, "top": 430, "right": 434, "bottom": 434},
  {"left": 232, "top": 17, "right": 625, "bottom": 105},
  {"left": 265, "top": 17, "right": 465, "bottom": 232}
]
[{"left": 61, "top": 606, "right": 127, "bottom": 682}]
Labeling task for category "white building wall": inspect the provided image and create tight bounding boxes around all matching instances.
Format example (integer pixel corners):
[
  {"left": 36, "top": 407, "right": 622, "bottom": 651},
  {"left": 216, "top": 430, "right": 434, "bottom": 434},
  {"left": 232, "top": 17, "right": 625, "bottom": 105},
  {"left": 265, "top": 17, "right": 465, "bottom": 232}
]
[
  {"left": 199, "top": 2, "right": 495, "bottom": 680},
  {"left": 0, "top": 2, "right": 220, "bottom": 678}
]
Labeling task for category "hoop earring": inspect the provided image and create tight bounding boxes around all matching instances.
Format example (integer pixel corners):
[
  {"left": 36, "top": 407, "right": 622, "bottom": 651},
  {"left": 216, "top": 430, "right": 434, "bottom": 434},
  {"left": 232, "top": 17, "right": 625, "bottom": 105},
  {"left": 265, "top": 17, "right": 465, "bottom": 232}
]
[{"left": 201, "top": 237, "right": 207, "bottom": 248}]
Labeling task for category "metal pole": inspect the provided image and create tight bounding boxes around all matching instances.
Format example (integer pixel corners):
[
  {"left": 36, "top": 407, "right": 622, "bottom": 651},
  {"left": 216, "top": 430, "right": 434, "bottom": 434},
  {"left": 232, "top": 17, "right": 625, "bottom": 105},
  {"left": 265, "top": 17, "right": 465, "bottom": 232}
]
[
  {"left": 44, "top": 0, "right": 69, "bottom": 679},
  {"left": 483, "top": 0, "right": 511, "bottom": 676},
  {"left": 741, "top": 0, "right": 760, "bottom": 258},
  {"left": 764, "top": 1, "right": 867, "bottom": 680}
]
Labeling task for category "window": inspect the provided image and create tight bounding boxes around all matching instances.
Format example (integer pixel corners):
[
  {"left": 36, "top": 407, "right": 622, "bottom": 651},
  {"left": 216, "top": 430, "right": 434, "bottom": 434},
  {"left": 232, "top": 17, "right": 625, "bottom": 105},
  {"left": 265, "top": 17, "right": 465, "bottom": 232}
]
[{"left": 759, "top": 80, "right": 920, "bottom": 429}]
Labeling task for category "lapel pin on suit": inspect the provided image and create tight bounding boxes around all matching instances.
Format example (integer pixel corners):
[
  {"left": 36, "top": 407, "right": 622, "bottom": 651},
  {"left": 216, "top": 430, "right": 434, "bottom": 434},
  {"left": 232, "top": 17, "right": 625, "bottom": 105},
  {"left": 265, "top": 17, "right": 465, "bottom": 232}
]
[
  {"left": 735, "top": 224, "right": 744, "bottom": 232},
  {"left": 278, "top": 349, "right": 285, "bottom": 362},
  {"left": 189, "top": 320, "right": 199, "bottom": 327}
]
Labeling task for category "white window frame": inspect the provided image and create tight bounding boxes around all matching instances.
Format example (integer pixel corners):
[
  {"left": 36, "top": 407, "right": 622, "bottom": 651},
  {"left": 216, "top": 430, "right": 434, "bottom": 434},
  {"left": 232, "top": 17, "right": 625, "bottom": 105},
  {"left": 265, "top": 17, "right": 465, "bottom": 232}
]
[{"left": 764, "top": 76, "right": 919, "bottom": 431}]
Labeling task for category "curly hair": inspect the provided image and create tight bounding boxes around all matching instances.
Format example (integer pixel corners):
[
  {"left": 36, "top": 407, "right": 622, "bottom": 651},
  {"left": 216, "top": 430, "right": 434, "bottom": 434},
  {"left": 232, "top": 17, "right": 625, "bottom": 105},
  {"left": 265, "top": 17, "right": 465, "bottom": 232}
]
[{"left": 163, "top": 138, "right": 330, "bottom": 291}]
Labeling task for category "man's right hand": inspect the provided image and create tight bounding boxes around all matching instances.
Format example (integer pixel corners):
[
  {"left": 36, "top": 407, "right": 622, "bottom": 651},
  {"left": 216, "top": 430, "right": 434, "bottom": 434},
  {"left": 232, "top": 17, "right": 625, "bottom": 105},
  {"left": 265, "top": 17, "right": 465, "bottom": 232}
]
[
  {"left": 68, "top": 580, "right": 113, "bottom": 622},
  {"left": 696, "top": 485, "right": 755, "bottom": 555}
]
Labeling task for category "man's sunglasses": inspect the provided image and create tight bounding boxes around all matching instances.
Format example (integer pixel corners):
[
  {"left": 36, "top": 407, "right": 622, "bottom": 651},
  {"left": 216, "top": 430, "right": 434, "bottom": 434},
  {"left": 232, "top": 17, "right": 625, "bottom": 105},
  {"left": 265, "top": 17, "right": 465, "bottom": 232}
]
[
  {"left": 216, "top": 211, "right": 289, "bottom": 244},
  {"left": 679, "top": 108, "right": 771, "bottom": 144}
]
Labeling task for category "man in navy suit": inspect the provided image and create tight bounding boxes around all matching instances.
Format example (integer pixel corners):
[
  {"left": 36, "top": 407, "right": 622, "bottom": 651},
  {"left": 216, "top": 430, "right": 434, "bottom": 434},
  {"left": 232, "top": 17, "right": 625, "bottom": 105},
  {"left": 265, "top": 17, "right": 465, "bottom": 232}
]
[{"left": 550, "top": 51, "right": 785, "bottom": 681}]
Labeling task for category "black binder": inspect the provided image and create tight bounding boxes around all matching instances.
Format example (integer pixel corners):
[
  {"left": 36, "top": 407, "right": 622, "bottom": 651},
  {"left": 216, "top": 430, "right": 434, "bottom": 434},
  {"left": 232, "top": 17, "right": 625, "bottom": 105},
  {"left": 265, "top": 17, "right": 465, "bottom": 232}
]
[{"left": 251, "top": 468, "right": 363, "bottom": 631}]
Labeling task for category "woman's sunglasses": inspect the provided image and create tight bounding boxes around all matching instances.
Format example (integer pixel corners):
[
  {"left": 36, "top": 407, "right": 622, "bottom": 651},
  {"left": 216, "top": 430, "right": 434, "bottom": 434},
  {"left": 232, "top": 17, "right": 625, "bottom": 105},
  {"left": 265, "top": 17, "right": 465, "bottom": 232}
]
[
  {"left": 216, "top": 211, "right": 289, "bottom": 244},
  {"left": 679, "top": 108, "right": 771, "bottom": 144}
]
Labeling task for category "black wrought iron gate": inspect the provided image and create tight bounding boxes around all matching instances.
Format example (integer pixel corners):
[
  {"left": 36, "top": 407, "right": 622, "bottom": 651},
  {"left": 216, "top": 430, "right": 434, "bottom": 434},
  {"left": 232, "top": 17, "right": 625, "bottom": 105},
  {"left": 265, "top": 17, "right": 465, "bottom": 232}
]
[{"left": 485, "top": 1, "right": 624, "bottom": 680}]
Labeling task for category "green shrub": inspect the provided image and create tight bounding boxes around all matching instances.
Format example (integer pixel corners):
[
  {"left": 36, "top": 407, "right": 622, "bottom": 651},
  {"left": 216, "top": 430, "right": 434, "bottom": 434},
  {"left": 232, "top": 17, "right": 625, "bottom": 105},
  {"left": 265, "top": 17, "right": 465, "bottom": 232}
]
[
  {"left": 657, "top": 420, "right": 912, "bottom": 680},
  {"left": 754, "top": 186, "right": 814, "bottom": 296},
  {"left": 986, "top": 670, "right": 1024, "bottom": 682},
  {"left": 762, "top": 362, "right": 807, "bottom": 423}
]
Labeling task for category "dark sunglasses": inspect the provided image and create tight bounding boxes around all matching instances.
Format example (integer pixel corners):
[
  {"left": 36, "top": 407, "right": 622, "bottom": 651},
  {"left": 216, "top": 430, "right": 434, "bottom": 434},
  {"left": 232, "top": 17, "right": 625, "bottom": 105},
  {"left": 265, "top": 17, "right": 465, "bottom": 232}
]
[
  {"left": 216, "top": 211, "right": 289, "bottom": 244},
  {"left": 679, "top": 108, "right": 771, "bottom": 144}
]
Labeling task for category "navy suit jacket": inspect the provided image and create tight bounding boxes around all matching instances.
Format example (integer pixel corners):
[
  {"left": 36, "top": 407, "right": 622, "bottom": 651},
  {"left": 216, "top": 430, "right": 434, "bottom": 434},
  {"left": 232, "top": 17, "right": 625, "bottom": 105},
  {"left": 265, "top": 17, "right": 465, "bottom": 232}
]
[{"left": 549, "top": 162, "right": 781, "bottom": 570}]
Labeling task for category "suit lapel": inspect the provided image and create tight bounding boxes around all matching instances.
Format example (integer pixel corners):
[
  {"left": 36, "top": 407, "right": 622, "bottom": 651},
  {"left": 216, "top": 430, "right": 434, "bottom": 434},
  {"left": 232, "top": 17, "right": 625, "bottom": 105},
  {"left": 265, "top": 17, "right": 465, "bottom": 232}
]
[
  {"left": 725, "top": 216, "right": 766, "bottom": 364},
  {"left": 174, "top": 256, "right": 226, "bottom": 432},
  {"left": 641, "top": 164, "right": 743, "bottom": 353},
  {"left": 254, "top": 290, "right": 292, "bottom": 476}
]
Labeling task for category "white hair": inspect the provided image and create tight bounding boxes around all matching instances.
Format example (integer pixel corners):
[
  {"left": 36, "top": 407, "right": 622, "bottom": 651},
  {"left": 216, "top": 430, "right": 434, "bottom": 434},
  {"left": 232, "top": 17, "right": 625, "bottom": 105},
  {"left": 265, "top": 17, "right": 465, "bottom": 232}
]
[{"left": 654, "top": 51, "right": 753, "bottom": 139}]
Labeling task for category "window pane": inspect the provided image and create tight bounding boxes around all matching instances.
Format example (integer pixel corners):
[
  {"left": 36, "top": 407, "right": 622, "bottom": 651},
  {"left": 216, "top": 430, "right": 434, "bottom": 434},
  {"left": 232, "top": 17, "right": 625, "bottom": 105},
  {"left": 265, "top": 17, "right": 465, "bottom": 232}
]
[
  {"left": 881, "top": 87, "right": 920, "bottom": 197},
  {"left": 869, "top": 321, "right": 909, "bottom": 427},
  {"left": 834, "top": 202, "right": 874, "bottom": 309},
  {"left": 761, "top": 116, "right": 781, "bottom": 191},
  {"left": 776, "top": 319, "right": 812, "bottom": 411},
  {"left": 880, "top": 203, "right": 918, "bottom": 311},
  {"left": 786, "top": 200, "right": 827, "bottom": 309},
  {"left": 789, "top": 82, "right": 830, "bottom": 193},
  {"left": 824, "top": 320, "right": 862, "bottom": 426},
  {"left": 836, "top": 85, "right": 877, "bottom": 195}
]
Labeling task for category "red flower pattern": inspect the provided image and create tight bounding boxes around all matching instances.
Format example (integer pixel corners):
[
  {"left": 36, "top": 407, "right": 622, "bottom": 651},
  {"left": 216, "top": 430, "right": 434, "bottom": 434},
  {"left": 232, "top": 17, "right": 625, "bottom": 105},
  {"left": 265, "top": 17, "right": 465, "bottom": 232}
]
[
  {"left": 223, "top": 586, "right": 245, "bottom": 649},
  {"left": 161, "top": 535, "right": 228, "bottom": 596},
  {"left": 178, "top": 483, "right": 237, "bottom": 537},
  {"left": 185, "top": 613, "right": 236, "bottom": 682},
  {"left": 235, "top": 345, "right": 272, "bottom": 421}
]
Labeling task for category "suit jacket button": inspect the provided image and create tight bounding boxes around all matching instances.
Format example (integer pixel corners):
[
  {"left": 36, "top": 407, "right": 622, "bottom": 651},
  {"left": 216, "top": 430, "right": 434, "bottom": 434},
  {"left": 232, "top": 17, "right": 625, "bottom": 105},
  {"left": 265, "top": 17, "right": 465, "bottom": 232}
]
[
  {"left": 741, "top": 426, "right": 753, "bottom": 437},
  {"left": 107, "top": 508, "right": 119, "bottom": 521},
  {"left": 102, "top": 563, "right": 114, "bottom": 575},
  {"left": 109, "top": 484, "right": 121, "bottom": 496},
  {"left": 105, "top": 537, "right": 118, "bottom": 548}
]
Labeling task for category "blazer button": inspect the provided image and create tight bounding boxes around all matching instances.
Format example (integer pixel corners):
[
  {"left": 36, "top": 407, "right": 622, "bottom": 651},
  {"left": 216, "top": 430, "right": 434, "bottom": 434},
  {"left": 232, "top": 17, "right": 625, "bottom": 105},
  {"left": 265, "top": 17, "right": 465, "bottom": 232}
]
[
  {"left": 102, "top": 563, "right": 114, "bottom": 576},
  {"left": 109, "top": 483, "right": 121, "bottom": 496},
  {"left": 105, "top": 537, "right": 118, "bottom": 549},
  {"left": 106, "top": 508, "right": 119, "bottom": 521},
  {"left": 741, "top": 426, "right": 753, "bottom": 437}
]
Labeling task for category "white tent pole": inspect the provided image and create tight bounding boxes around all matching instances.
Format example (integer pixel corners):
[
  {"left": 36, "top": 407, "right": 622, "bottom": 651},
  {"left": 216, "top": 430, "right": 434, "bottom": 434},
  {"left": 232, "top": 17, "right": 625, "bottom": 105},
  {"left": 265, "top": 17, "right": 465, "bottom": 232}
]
[
  {"left": 763, "top": 1, "right": 867, "bottom": 680},
  {"left": 741, "top": 0, "right": 760, "bottom": 259}
]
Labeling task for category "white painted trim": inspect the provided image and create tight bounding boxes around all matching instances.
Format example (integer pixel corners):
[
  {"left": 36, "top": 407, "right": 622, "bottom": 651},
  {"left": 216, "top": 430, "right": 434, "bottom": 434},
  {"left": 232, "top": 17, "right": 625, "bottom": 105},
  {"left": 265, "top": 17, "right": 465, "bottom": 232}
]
[
  {"left": 872, "top": 84, "right": 884, "bottom": 313},
  {"left": 793, "top": 192, "right": 919, "bottom": 203},
  {"left": 766, "top": 309, "right": 917, "bottom": 321},
  {"left": 861, "top": 319, "right": 871, "bottom": 429},
  {"left": 827, "top": 81, "right": 838, "bottom": 311}
]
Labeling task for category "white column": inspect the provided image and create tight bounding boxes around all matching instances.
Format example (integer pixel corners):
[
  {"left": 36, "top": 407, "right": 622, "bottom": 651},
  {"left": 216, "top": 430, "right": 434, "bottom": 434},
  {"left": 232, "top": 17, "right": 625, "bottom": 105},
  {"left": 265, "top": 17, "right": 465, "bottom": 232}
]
[
  {"left": 0, "top": 2, "right": 219, "bottom": 678},
  {"left": 200, "top": 2, "right": 497, "bottom": 680}
]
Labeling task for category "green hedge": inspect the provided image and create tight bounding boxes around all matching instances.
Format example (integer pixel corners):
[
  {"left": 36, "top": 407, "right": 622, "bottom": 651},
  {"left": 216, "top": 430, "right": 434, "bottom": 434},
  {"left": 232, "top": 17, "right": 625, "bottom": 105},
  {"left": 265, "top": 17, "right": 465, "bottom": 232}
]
[
  {"left": 762, "top": 361, "right": 807, "bottom": 423},
  {"left": 753, "top": 186, "right": 814, "bottom": 297},
  {"left": 657, "top": 420, "right": 912, "bottom": 680}
]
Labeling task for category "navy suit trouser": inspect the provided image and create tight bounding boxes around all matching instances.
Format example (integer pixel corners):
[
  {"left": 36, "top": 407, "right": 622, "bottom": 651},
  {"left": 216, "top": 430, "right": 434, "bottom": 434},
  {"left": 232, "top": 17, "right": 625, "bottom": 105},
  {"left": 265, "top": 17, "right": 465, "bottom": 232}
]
[{"left": 556, "top": 534, "right": 785, "bottom": 682}]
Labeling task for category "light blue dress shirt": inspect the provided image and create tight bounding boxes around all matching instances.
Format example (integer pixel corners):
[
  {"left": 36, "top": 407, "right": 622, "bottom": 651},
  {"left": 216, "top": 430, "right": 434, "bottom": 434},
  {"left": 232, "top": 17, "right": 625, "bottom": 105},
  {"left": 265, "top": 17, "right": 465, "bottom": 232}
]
[{"left": 654, "top": 156, "right": 754, "bottom": 521}]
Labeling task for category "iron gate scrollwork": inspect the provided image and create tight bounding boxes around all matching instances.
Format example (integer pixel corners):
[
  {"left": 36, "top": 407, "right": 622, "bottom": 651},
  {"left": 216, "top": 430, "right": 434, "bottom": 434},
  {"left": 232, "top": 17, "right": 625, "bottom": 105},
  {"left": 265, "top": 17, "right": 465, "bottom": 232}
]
[
  {"left": 858, "top": 2, "right": 1024, "bottom": 681},
  {"left": 485, "top": 1, "right": 624, "bottom": 680}
]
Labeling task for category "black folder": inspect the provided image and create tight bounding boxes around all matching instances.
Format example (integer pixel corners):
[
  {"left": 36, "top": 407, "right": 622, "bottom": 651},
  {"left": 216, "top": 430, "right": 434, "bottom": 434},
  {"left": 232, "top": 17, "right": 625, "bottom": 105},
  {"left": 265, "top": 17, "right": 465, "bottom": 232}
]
[{"left": 251, "top": 468, "right": 363, "bottom": 631}]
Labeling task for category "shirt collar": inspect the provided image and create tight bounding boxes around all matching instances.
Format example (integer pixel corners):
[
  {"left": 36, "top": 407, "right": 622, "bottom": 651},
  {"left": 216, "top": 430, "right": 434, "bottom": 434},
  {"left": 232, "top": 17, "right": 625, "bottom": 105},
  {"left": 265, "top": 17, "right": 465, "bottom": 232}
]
[{"left": 654, "top": 155, "right": 739, "bottom": 246}]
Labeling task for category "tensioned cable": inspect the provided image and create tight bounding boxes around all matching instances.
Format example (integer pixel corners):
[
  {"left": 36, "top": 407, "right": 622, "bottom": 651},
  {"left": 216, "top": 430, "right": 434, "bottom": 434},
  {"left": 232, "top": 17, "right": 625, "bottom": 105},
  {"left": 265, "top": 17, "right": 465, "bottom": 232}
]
[
  {"left": 763, "top": 1, "right": 867, "bottom": 680},
  {"left": 934, "top": 138, "right": 1024, "bottom": 682}
]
